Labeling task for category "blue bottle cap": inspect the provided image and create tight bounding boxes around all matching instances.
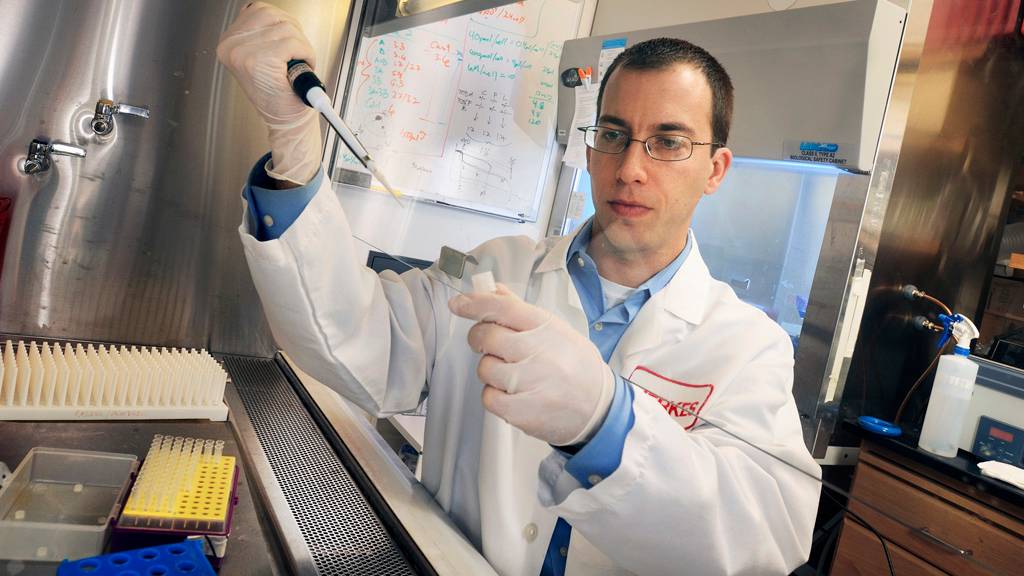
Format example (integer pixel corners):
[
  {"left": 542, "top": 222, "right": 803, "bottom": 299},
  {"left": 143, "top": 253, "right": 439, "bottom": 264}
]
[{"left": 858, "top": 416, "right": 902, "bottom": 437}]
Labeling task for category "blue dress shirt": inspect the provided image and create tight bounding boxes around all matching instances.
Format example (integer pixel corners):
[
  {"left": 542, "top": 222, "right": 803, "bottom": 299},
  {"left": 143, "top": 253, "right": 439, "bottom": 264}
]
[
  {"left": 540, "top": 221, "right": 689, "bottom": 576},
  {"left": 242, "top": 158, "right": 691, "bottom": 575},
  {"left": 244, "top": 153, "right": 322, "bottom": 241}
]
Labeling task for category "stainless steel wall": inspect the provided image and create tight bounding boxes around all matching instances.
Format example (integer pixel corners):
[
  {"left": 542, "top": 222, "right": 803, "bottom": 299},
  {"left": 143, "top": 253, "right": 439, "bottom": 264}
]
[
  {"left": 0, "top": 0, "right": 352, "bottom": 356},
  {"left": 843, "top": 0, "right": 1024, "bottom": 426}
]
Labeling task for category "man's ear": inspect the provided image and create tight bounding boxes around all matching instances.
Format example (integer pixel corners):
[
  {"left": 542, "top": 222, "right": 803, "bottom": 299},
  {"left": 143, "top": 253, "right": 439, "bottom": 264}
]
[{"left": 704, "top": 146, "right": 733, "bottom": 196}]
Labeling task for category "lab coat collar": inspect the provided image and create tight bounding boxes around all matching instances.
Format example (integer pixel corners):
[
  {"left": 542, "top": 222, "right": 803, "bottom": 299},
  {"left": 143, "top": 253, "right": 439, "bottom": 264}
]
[
  {"left": 537, "top": 233, "right": 587, "bottom": 315},
  {"left": 661, "top": 232, "right": 710, "bottom": 325},
  {"left": 608, "top": 234, "right": 710, "bottom": 370},
  {"left": 536, "top": 233, "right": 574, "bottom": 274}
]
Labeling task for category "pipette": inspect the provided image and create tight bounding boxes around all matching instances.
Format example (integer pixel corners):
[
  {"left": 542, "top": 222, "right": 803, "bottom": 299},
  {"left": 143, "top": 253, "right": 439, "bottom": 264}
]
[{"left": 286, "top": 59, "right": 402, "bottom": 205}]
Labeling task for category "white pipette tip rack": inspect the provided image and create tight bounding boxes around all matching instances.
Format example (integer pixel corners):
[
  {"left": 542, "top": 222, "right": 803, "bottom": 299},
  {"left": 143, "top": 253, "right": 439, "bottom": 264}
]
[{"left": 0, "top": 340, "right": 228, "bottom": 421}]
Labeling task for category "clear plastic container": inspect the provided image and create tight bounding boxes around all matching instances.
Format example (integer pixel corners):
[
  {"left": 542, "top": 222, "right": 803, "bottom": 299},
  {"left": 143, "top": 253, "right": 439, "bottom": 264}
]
[
  {"left": 0, "top": 447, "right": 137, "bottom": 562},
  {"left": 919, "top": 352, "right": 979, "bottom": 457}
]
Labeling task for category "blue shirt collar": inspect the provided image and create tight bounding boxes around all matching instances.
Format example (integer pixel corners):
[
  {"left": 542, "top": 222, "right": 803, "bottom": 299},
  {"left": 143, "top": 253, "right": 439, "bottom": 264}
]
[{"left": 567, "top": 219, "right": 691, "bottom": 299}]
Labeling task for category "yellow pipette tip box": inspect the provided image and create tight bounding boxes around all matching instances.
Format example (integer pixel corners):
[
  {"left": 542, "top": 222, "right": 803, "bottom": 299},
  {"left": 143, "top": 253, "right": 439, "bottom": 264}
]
[{"left": 117, "top": 435, "right": 238, "bottom": 535}]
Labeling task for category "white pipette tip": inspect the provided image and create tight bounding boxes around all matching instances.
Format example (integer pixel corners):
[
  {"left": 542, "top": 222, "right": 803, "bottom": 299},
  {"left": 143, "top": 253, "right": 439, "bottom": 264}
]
[
  {"left": 365, "top": 160, "right": 403, "bottom": 206},
  {"left": 304, "top": 85, "right": 403, "bottom": 206}
]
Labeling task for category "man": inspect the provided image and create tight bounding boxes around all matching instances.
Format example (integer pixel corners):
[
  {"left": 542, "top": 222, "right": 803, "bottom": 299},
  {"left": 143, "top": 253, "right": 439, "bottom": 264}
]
[{"left": 219, "top": 3, "right": 820, "bottom": 574}]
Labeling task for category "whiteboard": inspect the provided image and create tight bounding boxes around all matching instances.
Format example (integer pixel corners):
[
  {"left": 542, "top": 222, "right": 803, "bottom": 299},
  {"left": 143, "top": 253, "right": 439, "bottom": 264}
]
[{"left": 335, "top": 0, "right": 584, "bottom": 221}]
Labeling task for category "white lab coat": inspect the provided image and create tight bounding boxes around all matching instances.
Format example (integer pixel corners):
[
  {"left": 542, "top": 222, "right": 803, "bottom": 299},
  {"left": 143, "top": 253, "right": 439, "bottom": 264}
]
[{"left": 239, "top": 178, "right": 821, "bottom": 576}]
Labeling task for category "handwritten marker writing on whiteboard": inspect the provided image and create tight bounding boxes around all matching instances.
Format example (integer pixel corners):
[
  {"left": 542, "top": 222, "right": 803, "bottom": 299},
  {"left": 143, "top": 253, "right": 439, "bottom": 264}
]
[{"left": 286, "top": 59, "right": 402, "bottom": 205}]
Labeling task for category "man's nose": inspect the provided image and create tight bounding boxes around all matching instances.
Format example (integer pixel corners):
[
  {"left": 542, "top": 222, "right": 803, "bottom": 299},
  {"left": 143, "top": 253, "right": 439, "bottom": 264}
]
[{"left": 616, "top": 139, "right": 649, "bottom": 184}]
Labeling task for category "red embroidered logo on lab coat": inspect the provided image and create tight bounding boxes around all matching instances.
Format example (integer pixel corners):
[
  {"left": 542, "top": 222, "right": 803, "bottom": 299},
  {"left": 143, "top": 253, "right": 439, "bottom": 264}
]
[{"left": 628, "top": 366, "right": 713, "bottom": 430}]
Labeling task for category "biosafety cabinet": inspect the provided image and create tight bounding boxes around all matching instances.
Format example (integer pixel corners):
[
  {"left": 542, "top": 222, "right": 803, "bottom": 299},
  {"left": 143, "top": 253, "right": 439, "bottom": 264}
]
[{"left": 2, "top": 0, "right": 1024, "bottom": 574}]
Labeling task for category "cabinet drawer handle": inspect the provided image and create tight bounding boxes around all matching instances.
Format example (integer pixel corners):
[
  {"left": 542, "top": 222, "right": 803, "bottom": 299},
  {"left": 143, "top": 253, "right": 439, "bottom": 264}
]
[{"left": 913, "top": 527, "right": 973, "bottom": 558}]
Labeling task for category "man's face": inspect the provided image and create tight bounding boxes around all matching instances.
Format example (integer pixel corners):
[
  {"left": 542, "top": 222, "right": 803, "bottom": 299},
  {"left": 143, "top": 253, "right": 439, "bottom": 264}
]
[{"left": 586, "top": 64, "right": 731, "bottom": 260}]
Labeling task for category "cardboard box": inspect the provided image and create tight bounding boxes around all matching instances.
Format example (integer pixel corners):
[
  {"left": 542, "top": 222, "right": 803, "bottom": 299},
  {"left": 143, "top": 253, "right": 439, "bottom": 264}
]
[{"left": 986, "top": 277, "right": 1024, "bottom": 321}]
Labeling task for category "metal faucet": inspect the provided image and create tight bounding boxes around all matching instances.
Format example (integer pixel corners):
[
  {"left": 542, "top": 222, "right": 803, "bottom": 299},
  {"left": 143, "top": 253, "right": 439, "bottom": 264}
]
[
  {"left": 20, "top": 139, "right": 87, "bottom": 174},
  {"left": 91, "top": 98, "right": 150, "bottom": 136}
]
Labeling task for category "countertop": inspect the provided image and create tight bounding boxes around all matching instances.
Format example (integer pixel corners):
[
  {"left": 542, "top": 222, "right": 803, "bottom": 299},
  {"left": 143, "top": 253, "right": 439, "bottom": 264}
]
[
  {"left": 0, "top": 417, "right": 285, "bottom": 574},
  {"left": 844, "top": 419, "right": 1024, "bottom": 514}
]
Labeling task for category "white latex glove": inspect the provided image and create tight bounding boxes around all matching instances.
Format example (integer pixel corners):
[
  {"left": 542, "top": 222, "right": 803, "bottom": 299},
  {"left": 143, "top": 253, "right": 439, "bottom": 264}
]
[
  {"left": 449, "top": 284, "right": 616, "bottom": 446},
  {"left": 217, "top": 2, "right": 322, "bottom": 184}
]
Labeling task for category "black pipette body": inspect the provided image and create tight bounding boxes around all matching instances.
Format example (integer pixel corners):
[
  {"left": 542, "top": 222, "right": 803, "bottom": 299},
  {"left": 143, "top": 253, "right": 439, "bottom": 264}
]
[{"left": 286, "top": 59, "right": 324, "bottom": 106}]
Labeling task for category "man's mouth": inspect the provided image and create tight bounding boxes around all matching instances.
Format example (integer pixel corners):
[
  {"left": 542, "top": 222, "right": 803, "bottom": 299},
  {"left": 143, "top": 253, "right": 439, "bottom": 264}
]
[{"left": 608, "top": 200, "right": 651, "bottom": 218}]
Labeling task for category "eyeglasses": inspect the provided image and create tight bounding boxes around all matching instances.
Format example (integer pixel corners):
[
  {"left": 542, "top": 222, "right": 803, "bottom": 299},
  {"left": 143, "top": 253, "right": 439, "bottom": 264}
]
[{"left": 578, "top": 126, "right": 722, "bottom": 161}]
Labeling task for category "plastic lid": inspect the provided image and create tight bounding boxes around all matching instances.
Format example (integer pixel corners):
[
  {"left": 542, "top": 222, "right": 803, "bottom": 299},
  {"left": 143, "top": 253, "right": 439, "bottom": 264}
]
[
  {"left": 857, "top": 415, "right": 903, "bottom": 437},
  {"left": 954, "top": 346, "right": 970, "bottom": 356}
]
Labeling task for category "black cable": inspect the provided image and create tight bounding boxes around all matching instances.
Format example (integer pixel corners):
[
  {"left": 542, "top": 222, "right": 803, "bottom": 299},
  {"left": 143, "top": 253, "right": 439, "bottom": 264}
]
[{"left": 821, "top": 487, "right": 895, "bottom": 576}]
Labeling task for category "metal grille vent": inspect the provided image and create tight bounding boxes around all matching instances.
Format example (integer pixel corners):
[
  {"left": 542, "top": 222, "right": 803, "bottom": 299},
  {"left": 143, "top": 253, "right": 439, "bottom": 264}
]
[{"left": 224, "top": 356, "right": 415, "bottom": 576}]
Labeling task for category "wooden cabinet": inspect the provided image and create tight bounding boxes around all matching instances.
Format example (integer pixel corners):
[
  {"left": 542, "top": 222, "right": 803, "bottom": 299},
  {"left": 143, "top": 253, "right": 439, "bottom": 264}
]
[
  {"left": 831, "top": 442, "right": 1024, "bottom": 575},
  {"left": 832, "top": 520, "right": 946, "bottom": 576}
]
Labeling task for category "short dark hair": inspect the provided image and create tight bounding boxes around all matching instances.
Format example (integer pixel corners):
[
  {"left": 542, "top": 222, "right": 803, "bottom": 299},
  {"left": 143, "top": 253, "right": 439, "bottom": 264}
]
[{"left": 596, "top": 37, "right": 734, "bottom": 150}]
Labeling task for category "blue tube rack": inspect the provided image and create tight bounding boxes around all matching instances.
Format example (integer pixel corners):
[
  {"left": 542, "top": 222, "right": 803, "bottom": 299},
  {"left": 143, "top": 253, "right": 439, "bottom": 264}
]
[{"left": 57, "top": 539, "right": 215, "bottom": 576}]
